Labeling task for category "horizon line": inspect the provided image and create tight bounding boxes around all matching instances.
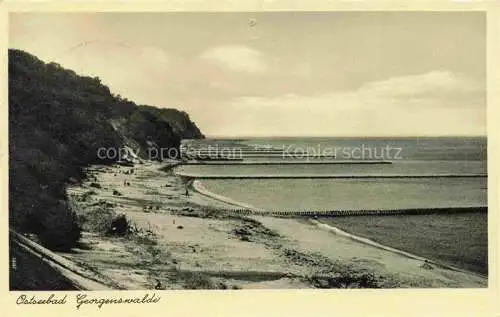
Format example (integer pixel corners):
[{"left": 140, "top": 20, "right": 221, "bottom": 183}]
[{"left": 203, "top": 134, "right": 488, "bottom": 139}]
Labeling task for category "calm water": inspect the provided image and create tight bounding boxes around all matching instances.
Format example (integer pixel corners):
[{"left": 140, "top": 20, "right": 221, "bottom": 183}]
[
  {"left": 240, "top": 137, "right": 487, "bottom": 161},
  {"left": 177, "top": 161, "right": 486, "bottom": 178},
  {"left": 200, "top": 177, "right": 486, "bottom": 211},
  {"left": 178, "top": 137, "right": 488, "bottom": 274},
  {"left": 321, "top": 211, "right": 488, "bottom": 274},
  {"left": 178, "top": 137, "right": 487, "bottom": 210}
]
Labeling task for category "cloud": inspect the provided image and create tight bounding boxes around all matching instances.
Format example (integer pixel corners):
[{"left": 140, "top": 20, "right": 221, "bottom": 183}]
[
  {"left": 212, "top": 71, "right": 486, "bottom": 136},
  {"left": 200, "top": 45, "right": 266, "bottom": 74},
  {"left": 358, "top": 70, "right": 483, "bottom": 100}
]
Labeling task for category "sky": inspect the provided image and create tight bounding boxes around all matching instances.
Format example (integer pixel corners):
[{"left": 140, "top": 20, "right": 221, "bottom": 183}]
[{"left": 9, "top": 12, "right": 486, "bottom": 137}]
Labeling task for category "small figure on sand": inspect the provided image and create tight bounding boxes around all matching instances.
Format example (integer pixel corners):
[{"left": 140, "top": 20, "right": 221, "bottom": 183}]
[{"left": 185, "top": 187, "right": 189, "bottom": 197}]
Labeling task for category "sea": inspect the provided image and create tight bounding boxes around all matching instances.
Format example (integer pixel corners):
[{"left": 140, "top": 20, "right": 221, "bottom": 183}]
[
  {"left": 176, "top": 137, "right": 487, "bottom": 211},
  {"left": 175, "top": 137, "right": 488, "bottom": 274}
]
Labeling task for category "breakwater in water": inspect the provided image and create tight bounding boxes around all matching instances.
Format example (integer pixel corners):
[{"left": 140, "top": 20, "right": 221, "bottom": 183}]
[
  {"left": 182, "top": 160, "right": 394, "bottom": 165},
  {"left": 191, "top": 179, "right": 486, "bottom": 217},
  {"left": 194, "top": 206, "right": 487, "bottom": 218}
]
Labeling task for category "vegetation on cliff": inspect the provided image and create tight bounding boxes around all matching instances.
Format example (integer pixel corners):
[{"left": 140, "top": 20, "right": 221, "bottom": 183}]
[{"left": 8, "top": 49, "right": 203, "bottom": 250}]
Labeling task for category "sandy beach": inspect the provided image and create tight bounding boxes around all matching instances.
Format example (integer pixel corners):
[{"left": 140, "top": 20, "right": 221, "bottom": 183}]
[{"left": 64, "top": 161, "right": 487, "bottom": 289}]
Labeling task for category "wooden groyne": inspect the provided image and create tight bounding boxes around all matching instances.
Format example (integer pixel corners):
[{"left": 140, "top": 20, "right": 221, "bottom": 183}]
[
  {"left": 177, "top": 164, "right": 487, "bottom": 219},
  {"left": 200, "top": 206, "right": 487, "bottom": 218},
  {"left": 190, "top": 179, "right": 486, "bottom": 218},
  {"left": 182, "top": 160, "right": 394, "bottom": 165}
]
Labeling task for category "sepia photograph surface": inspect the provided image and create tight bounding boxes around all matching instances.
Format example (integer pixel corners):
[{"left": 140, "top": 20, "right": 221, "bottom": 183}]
[{"left": 6, "top": 9, "right": 491, "bottom": 297}]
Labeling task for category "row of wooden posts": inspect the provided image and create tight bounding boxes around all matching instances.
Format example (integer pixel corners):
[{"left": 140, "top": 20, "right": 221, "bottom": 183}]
[{"left": 213, "top": 208, "right": 476, "bottom": 217}]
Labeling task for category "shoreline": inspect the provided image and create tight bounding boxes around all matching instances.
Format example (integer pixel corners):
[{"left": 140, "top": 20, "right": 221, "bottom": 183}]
[
  {"left": 190, "top": 178, "right": 486, "bottom": 216},
  {"left": 310, "top": 220, "right": 487, "bottom": 279},
  {"left": 191, "top": 180, "right": 264, "bottom": 211},
  {"left": 190, "top": 178, "right": 487, "bottom": 278},
  {"left": 62, "top": 161, "right": 487, "bottom": 289}
]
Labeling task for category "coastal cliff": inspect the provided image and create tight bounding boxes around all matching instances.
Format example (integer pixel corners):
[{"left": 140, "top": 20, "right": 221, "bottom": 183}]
[{"left": 8, "top": 49, "right": 204, "bottom": 250}]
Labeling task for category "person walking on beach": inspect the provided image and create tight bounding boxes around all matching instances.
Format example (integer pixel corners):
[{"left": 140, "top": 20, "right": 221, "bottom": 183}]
[{"left": 185, "top": 179, "right": 192, "bottom": 197}]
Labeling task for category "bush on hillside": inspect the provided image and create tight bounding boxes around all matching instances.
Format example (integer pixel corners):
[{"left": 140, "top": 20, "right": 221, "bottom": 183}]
[
  {"left": 8, "top": 49, "right": 203, "bottom": 251},
  {"left": 36, "top": 203, "right": 81, "bottom": 251},
  {"left": 106, "top": 214, "right": 129, "bottom": 236}
]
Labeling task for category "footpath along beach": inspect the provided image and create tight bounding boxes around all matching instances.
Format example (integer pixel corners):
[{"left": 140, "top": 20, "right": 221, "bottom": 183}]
[{"left": 63, "top": 161, "right": 487, "bottom": 289}]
